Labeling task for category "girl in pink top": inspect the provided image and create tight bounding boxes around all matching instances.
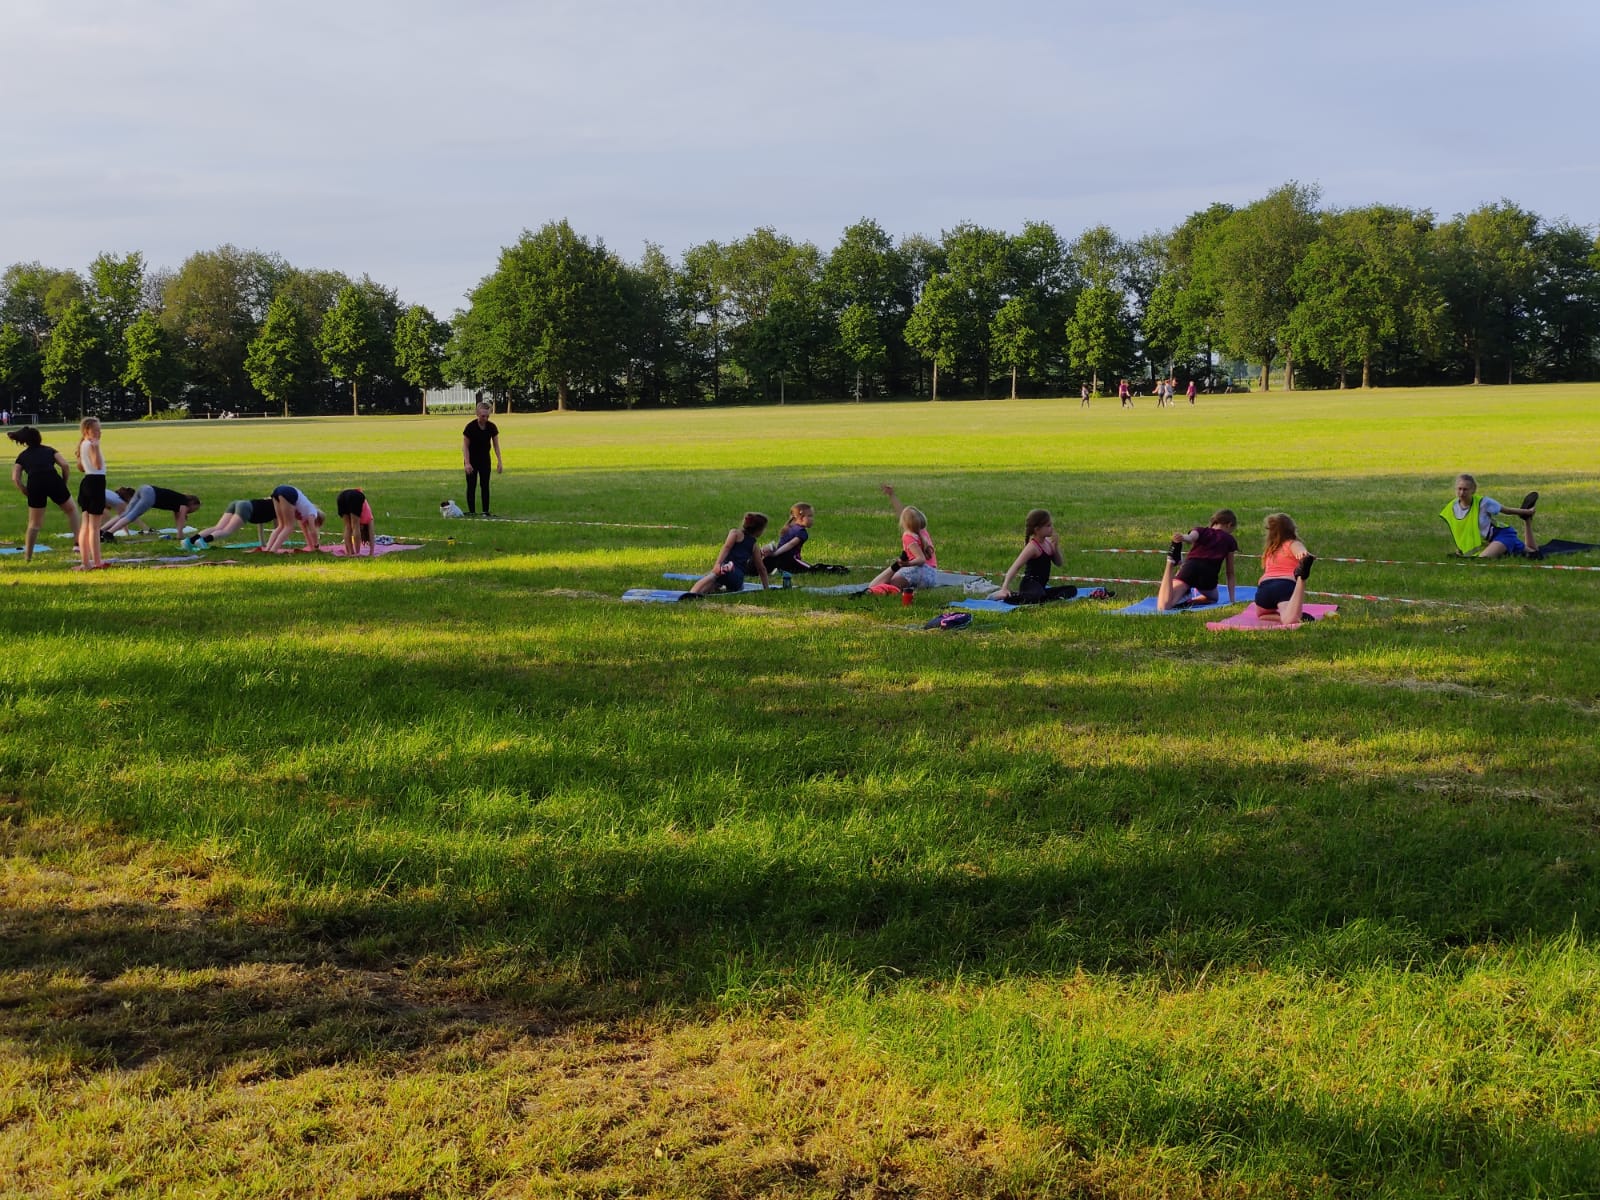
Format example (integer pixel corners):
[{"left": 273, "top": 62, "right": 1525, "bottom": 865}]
[
  {"left": 866, "top": 484, "right": 938, "bottom": 591},
  {"left": 1253, "top": 513, "right": 1317, "bottom": 624}
]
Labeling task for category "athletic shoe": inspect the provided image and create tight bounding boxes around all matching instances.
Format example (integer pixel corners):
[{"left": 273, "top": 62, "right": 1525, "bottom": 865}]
[
  {"left": 1166, "top": 540, "right": 1183, "bottom": 565},
  {"left": 1088, "top": 587, "right": 1113, "bottom": 599},
  {"left": 1294, "top": 554, "right": 1316, "bottom": 580},
  {"left": 1520, "top": 491, "right": 1539, "bottom": 511}
]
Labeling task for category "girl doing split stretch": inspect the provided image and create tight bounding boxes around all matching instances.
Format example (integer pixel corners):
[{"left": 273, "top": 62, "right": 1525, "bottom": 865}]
[
  {"left": 1156, "top": 509, "right": 1239, "bottom": 610},
  {"left": 1252, "top": 513, "right": 1317, "bottom": 625},
  {"left": 992, "top": 510, "right": 1105, "bottom": 603}
]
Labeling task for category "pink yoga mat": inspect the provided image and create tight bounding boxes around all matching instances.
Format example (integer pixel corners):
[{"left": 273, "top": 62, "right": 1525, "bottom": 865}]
[
  {"left": 317, "top": 542, "right": 424, "bottom": 557},
  {"left": 1206, "top": 603, "right": 1338, "bottom": 631}
]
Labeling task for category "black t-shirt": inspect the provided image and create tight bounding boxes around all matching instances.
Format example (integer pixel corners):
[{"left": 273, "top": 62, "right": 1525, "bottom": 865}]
[
  {"left": 14, "top": 444, "right": 57, "bottom": 480},
  {"left": 151, "top": 486, "right": 189, "bottom": 511},
  {"left": 463, "top": 420, "right": 499, "bottom": 461}
]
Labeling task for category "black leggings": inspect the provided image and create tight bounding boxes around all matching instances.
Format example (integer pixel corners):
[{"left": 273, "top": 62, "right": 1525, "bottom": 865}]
[
  {"left": 465, "top": 462, "right": 491, "bottom": 513},
  {"left": 1015, "top": 580, "right": 1078, "bottom": 604}
]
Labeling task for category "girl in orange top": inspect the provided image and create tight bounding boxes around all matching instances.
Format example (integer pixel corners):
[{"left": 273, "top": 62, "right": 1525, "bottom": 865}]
[{"left": 1254, "top": 513, "right": 1317, "bottom": 624}]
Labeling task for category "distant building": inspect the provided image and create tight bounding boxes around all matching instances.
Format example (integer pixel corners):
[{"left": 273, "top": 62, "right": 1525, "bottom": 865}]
[{"left": 422, "top": 385, "right": 482, "bottom": 413}]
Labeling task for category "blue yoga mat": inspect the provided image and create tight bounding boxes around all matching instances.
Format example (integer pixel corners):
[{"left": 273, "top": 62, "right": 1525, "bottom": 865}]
[
  {"left": 0, "top": 544, "right": 52, "bottom": 555},
  {"left": 1115, "top": 586, "right": 1257, "bottom": 615},
  {"left": 623, "top": 588, "right": 693, "bottom": 603},
  {"left": 951, "top": 597, "right": 1019, "bottom": 612},
  {"left": 661, "top": 573, "right": 766, "bottom": 592}
]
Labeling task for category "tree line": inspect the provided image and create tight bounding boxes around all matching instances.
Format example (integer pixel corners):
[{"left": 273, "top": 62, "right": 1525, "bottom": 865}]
[{"left": 3, "top": 182, "right": 1597, "bottom": 420}]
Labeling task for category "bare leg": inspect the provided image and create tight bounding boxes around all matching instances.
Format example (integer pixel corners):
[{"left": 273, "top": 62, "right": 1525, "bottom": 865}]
[
  {"left": 1156, "top": 558, "right": 1183, "bottom": 611},
  {"left": 24, "top": 509, "right": 42, "bottom": 561},
  {"left": 1279, "top": 577, "right": 1308, "bottom": 626}
]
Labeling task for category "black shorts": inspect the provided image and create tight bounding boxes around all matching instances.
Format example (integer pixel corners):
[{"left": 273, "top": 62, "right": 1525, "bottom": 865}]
[
  {"left": 27, "top": 473, "right": 71, "bottom": 510},
  {"left": 78, "top": 475, "right": 107, "bottom": 516},
  {"left": 1255, "top": 577, "right": 1297, "bottom": 610},
  {"left": 712, "top": 568, "right": 746, "bottom": 593},
  {"left": 1176, "top": 558, "right": 1222, "bottom": 591},
  {"left": 336, "top": 489, "right": 366, "bottom": 518}
]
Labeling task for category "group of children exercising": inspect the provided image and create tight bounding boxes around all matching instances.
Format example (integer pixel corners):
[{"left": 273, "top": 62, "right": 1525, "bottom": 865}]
[
  {"left": 10, "top": 423, "right": 1550, "bottom": 625},
  {"left": 686, "top": 476, "right": 1548, "bottom": 626},
  {"left": 6, "top": 421, "right": 379, "bottom": 566}
]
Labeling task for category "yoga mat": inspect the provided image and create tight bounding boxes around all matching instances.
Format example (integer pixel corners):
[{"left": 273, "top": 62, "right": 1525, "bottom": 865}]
[
  {"left": 661, "top": 573, "right": 772, "bottom": 592},
  {"left": 1206, "top": 603, "right": 1338, "bottom": 631},
  {"left": 1115, "top": 586, "right": 1258, "bottom": 615},
  {"left": 318, "top": 542, "right": 424, "bottom": 557},
  {"left": 951, "top": 598, "right": 1018, "bottom": 612},
  {"left": 623, "top": 588, "right": 693, "bottom": 603},
  {"left": 0, "top": 545, "right": 52, "bottom": 555},
  {"left": 1534, "top": 539, "right": 1600, "bottom": 557}
]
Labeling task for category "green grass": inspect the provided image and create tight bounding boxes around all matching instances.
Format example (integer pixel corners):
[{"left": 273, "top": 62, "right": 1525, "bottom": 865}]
[{"left": 4, "top": 385, "right": 1600, "bottom": 1197}]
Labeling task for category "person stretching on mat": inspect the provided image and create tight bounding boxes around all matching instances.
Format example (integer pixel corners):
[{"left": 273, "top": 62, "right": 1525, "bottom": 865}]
[
  {"left": 74, "top": 417, "right": 107, "bottom": 571},
  {"left": 1252, "top": 513, "right": 1316, "bottom": 625},
  {"left": 337, "top": 488, "right": 376, "bottom": 556},
  {"left": 102, "top": 485, "right": 201, "bottom": 537},
  {"left": 8, "top": 426, "right": 80, "bottom": 562},
  {"left": 991, "top": 509, "right": 1094, "bottom": 603},
  {"left": 1440, "top": 475, "right": 1539, "bottom": 559},
  {"left": 865, "top": 485, "right": 939, "bottom": 592},
  {"left": 762, "top": 503, "right": 815, "bottom": 573},
  {"left": 1156, "top": 509, "right": 1239, "bottom": 610},
  {"left": 688, "top": 511, "right": 770, "bottom": 595},
  {"left": 461, "top": 401, "right": 502, "bottom": 516},
  {"left": 186, "top": 498, "right": 275, "bottom": 549},
  {"left": 262, "top": 485, "right": 324, "bottom": 553}
]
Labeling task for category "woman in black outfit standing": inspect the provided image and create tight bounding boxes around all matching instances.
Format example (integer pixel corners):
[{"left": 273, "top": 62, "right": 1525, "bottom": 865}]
[{"left": 461, "top": 402, "right": 503, "bottom": 516}]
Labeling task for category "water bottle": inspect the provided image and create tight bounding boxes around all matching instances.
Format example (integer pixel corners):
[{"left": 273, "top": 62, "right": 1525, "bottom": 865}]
[
  {"left": 901, "top": 588, "right": 915, "bottom": 607},
  {"left": 781, "top": 571, "right": 792, "bottom": 589}
]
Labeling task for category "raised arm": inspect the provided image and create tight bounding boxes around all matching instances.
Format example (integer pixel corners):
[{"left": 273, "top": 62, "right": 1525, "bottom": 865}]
[{"left": 880, "top": 484, "right": 904, "bottom": 520}]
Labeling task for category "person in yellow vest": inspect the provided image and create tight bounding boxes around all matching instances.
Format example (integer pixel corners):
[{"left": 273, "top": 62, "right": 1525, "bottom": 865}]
[{"left": 1440, "top": 475, "right": 1539, "bottom": 558}]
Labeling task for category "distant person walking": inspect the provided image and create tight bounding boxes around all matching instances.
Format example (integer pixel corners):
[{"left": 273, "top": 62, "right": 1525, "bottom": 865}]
[
  {"left": 1118, "top": 379, "right": 1131, "bottom": 409},
  {"left": 1186, "top": 378, "right": 1197, "bottom": 405},
  {"left": 461, "top": 402, "right": 503, "bottom": 517},
  {"left": 1080, "top": 382, "right": 1091, "bottom": 408}
]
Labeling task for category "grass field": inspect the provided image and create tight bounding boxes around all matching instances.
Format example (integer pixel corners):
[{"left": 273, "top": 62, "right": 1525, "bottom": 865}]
[{"left": 4, "top": 386, "right": 1600, "bottom": 1198}]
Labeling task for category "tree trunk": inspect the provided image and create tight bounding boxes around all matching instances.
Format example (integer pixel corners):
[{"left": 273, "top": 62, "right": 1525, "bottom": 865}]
[
  {"left": 1010, "top": 364, "right": 1017, "bottom": 400},
  {"left": 1361, "top": 355, "right": 1371, "bottom": 389},
  {"left": 1285, "top": 351, "right": 1294, "bottom": 392},
  {"left": 351, "top": 380, "right": 358, "bottom": 417},
  {"left": 1259, "top": 359, "right": 1271, "bottom": 392},
  {"left": 931, "top": 360, "right": 939, "bottom": 402},
  {"left": 1472, "top": 347, "right": 1482, "bottom": 385},
  {"left": 1337, "top": 364, "right": 1346, "bottom": 389},
  {"left": 1091, "top": 370, "right": 1099, "bottom": 393},
  {"left": 147, "top": 392, "right": 154, "bottom": 419},
  {"left": 282, "top": 397, "right": 290, "bottom": 419},
  {"left": 779, "top": 375, "right": 785, "bottom": 406},
  {"left": 556, "top": 382, "right": 569, "bottom": 412}
]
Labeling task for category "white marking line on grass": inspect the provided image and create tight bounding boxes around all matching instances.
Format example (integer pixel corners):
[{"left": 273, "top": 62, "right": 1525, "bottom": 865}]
[
  {"left": 386, "top": 515, "right": 687, "bottom": 530},
  {"left": 1056, "top": 575, "right": 1473, "bottom": 608},
  {"left": 1089, "top": 547, "right": 1600, "bottom": 573}
]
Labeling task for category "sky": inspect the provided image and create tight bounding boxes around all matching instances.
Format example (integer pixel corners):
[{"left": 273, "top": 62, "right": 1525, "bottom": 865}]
[{"left": 4, "top": 0, "right": 1598, "bottom": 316}]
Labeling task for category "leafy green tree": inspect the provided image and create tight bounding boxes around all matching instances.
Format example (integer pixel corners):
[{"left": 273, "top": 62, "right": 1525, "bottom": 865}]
[
  {"left": 1065, "top": 285, "right": 1133, "bottom": 393},
  {"left": 245, "top": 295, "right": 317, "bottom": 417},
  {"left": 618, "top": 244, "right": 687, "bottom": 408},
  {"left": 1288, "top": 206, "right": 1443, "bottom": 388},
  {"left": 1, "top": 262, "right": 88, "bottom": 345},
  {"left": 838, "top": 303, "right": 886, "bottom": 400},
  {"left": 1143, "top": 204, "right": 1235, "bottom": 387},
  {"left": 677, "top": 240, "right": 728, "bottom": 404},
  {"left": 904, "top": 273, "right": 961, "bottom": 400},
  {"left": 1195, "top": 183, "right": 1320, "bottom": 390},
  {"left": 941, "top": 223, "right": 1010, "bottom": 396},
  {"left": 1432, "top": 202, "right": 1539, "bottom": 385},
  {"left": 990, "top": 296, "right": 1035, "bottom": 399},
  {"left": 88, "top": 251, "right": 146, "bottom": 382},
  {"left": 719, "top": 228, "right": 825, "bottom": 401},
  {"left": 317, "top": 283, "right": 390, "bottom": 415},
  {"left": 122, "top": 311, "right": 180, "bottom": 417},
  {"left": 394, "top": 304, "right": 450, "bottom": 409},
  {"left": 41, "top": 300, "right": 108, "bottom": 416},
  {"left": 459, "top": 221, "right": 628, "bottom": 411},
  {"left": 1525, "top": 220, "right": 1598, "bottom": 382},
  {"left": 161, "top": 245, "right": 286, "bottom": 407},
  {"left": 1006, "top": 221, "right": 1077, "bottom": 392},
  {"left": 0, "top": 323, "right": 43, "bottom": 407}
]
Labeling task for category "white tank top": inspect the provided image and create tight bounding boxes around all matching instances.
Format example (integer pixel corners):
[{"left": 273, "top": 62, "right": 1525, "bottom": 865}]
[{"left": 78, "top": 439, "right": 105, "bottom": 476}]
